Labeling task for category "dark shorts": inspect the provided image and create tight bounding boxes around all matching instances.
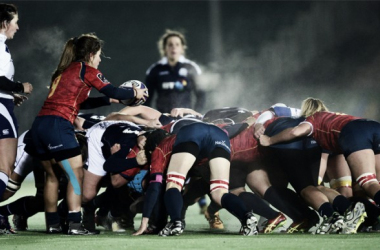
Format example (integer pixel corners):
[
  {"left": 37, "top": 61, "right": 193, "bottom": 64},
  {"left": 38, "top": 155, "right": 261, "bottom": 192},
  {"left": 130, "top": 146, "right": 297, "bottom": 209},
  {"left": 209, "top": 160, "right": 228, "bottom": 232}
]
[
  {"left": 0, "top": 98, "right": 18, "bottom": 139},
  {"left": 262, "top": 146, "right": 321, "bottom": 193},
  {"left": 173, "top": 122, "right": 231, "bottom": 160},
  {"left": 29, "top": 115, "right": 81, "bottom": 161},
  {"left": 229, "top": 161, "right": 256, "bottom": 190},
  {"left": 339, "top": 119, "right": 380, "bottom": 157}
]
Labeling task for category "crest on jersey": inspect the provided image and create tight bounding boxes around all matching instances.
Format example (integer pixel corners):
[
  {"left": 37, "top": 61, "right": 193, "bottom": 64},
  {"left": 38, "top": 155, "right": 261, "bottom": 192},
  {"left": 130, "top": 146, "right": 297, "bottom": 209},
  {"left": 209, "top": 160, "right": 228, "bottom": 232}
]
[
  {"left": 97, "top": 73, "right": 110, "bottom": 83},
  {"left": 179, "top": 68, "right": 188, "bottom": 76}
]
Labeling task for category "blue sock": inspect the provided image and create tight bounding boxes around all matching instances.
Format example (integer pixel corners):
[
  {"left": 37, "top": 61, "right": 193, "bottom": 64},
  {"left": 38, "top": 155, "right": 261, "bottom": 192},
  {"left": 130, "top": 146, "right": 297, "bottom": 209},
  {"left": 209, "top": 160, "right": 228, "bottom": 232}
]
[
  {"left": 46, "top": 212, "right": 60, "bottom": 226},
  {"left": 164, "top": 188, "right": 183, "bottom": 222},
  {"left": 332, "top": 195, "right": 351, "bottom": 215},
  {"left": 318, "top": 202, "right": 334, "bottom": 217},
  {"left": 67, "top": 211, "right": 81, "bottom": 223},
  {"left": 221, "top": 193, "right": 248, "bottom": 221}
]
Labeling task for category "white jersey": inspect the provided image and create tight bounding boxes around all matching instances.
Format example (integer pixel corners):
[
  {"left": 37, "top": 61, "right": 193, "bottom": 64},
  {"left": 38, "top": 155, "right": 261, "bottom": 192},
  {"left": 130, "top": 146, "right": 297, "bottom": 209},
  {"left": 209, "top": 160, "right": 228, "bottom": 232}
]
[
  {"left": 85, "top": 120, "right": 140, "bottom": 176},
  {"left": 0, "top": 34, "right": 15, "bottom": 99}
]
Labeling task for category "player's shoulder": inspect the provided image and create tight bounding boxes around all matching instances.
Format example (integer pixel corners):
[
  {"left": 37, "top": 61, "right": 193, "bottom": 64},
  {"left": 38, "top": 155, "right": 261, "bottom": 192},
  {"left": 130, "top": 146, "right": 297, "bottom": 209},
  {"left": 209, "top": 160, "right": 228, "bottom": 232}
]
[
  {"left": 179, "top": 57, "right": 201, "bottom": 74},
  {"left": 145, "top": 59, "right": 165, "bottom": 75}
]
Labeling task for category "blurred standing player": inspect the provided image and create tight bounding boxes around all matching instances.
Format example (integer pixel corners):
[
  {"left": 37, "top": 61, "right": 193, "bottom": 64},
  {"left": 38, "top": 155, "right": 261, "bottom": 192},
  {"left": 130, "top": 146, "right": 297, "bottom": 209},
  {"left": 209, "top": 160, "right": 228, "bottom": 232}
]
[
  {"left": 145, "top": 29, "right": 205, "bottom": 114},
  {"left": 145, "top": 29, "right": 207, "bottom": 211},
  {"left": 0, "top": 3, "right": 33, "bottom": 234},
  {"left": 26, "top": 33, "right": 147, "bottom": 235}
]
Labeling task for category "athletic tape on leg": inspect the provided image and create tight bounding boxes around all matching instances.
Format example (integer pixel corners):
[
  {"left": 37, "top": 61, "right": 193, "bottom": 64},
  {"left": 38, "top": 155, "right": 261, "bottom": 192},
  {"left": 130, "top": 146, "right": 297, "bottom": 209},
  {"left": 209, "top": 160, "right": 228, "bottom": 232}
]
[
  {"left": 356, "top": 173, "right": 377, "bottom": 188},
  {"left": 61, "top": 159, "right": 81, "bottom": 195}
]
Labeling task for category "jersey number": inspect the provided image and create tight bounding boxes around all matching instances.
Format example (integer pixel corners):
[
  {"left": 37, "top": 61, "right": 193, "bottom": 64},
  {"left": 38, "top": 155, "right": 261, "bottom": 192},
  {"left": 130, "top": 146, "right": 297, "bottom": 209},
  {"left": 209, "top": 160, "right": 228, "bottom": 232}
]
[{"left": 48, "top": 75, "right": 62, "bottom": 98}]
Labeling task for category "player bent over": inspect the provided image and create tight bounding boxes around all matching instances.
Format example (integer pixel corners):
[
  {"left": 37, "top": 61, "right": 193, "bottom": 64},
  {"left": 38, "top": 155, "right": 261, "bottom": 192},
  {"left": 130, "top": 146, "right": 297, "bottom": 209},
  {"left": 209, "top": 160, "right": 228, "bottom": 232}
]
[{"left": 134, "top": 122, "right": 258, "bottom": 236}]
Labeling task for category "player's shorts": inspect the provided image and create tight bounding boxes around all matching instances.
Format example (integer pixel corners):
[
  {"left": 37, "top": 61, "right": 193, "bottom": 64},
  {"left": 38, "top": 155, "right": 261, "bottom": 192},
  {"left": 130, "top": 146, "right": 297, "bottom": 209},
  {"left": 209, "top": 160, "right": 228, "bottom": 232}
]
[
  {"left": 85, "top": 120, "right": 136, "bottom": 176},
  {"left": 229, "top": 161, "right": 252, "bottom": 190},
  {"left": 339, "top": 119, "right": 380, "bottom": 157},
  {"left": 173, "top": 122, "right": 231, "bottom": 159},
  {"left": 14, "top": 131, "right": 34, "bottom": 178},
  {"left": 262, "top": 145, "right": 321, "bottom": 193},
  {"left": 29, "top": 115, "right": 80, "bottom": 161},
  {"left": 0, "top": 98, "right": 18, "bottom": 139}
]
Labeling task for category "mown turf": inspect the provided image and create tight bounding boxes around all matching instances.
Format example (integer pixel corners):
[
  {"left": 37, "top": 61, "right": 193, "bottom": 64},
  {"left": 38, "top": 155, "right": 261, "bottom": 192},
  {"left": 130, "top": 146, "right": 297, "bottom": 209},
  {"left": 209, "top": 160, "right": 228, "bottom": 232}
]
[{"left": 1, "top": 181, "right": 380, "bottom": 250}]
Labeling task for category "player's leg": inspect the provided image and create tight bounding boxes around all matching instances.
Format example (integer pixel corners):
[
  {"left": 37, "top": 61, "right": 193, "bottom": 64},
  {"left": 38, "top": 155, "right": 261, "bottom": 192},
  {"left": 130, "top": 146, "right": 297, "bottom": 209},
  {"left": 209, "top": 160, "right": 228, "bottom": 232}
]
[
  {"left": 159, "top": 152, "right": 195, "bottom": 236},
  {"left": 208, "top": 156, "right": 258, "bottom": 236}
]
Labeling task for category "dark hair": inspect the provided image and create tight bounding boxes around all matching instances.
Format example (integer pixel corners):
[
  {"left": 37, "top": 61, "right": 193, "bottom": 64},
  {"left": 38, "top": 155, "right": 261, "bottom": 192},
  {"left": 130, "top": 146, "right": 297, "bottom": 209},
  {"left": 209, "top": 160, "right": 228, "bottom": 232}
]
[
  {"left": 157, "top": 29, "right": 187, "bottom": 57},
  {"left": 0, "top": 3, "right": 17, "bottom": 29},
  {"left": 144, "top": 129, "right": 169, "bottom": 162},
  {"left": 51, "top": 33, "right": 104, "bottom": 82}
]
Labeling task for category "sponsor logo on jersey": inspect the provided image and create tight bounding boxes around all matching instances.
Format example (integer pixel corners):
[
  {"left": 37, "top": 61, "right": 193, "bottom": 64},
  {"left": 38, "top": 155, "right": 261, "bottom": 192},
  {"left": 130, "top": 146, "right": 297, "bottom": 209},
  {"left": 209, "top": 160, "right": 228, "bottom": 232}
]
[
  {"left": 215, "top": 140, "right": 230, "bottom": 151},
  {"left": 2, "top": 129, "right": 9, "bottom": 135},
  {"left": 122, "top": 128, "right": 140, "bottom": 135},
  {"left": 96, "top": 73, "right": 110, "bottom": 83},
  {"left": 179, "top": 68, "right": 188, "bottom": 76},
  {"left": 162, "top": 80, "right": 187, "bottom": 91},
  {"left": 159, "top": 71, "right": 169, "bottom": 76},
  {"left": 48, "top": 143, "right": 63, "bottom": 150}
]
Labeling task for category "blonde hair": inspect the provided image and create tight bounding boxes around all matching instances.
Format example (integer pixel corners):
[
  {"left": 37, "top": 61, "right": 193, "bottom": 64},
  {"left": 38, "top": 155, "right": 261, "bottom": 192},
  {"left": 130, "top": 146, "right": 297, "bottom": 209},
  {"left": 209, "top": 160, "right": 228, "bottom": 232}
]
[
  {"left": 300, "top": 97, "right": 329, "bottom": 117},
  {"left": 157, "top": 29, "right": 187, "bottom": 58}
]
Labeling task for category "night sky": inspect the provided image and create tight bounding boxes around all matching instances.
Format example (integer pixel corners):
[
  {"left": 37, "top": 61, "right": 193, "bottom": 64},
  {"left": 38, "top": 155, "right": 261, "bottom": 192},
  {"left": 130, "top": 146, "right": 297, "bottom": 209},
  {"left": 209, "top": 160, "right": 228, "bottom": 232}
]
[{"left": 6, "top": 0, "right": 380, "bottom": 132}]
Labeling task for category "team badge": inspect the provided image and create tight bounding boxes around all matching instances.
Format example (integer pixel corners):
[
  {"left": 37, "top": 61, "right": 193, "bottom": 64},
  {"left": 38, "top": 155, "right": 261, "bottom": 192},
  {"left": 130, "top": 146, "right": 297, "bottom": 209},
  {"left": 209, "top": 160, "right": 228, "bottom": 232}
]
[{"left": 97, "top": 73, "right": 110, "bottom": 83}]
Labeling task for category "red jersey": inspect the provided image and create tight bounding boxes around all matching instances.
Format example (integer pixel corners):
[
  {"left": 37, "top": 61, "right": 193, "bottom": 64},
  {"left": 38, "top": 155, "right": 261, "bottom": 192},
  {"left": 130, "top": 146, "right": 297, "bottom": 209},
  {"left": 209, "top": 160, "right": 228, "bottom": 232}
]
[
  {"left": 120, "top": 145, "right": 145, "bottom": 178},
  {"left": 230, "top": 125, "right": 260, "bottom": 162},
  {"left": 303, "top": 111, "right": 361, "bottom": 153},
  {"left": 149, "top": 135, "right": 177, "bottom": 175},
  {"left": 38, "top": 62, "right": 111, "bottom": 123}
]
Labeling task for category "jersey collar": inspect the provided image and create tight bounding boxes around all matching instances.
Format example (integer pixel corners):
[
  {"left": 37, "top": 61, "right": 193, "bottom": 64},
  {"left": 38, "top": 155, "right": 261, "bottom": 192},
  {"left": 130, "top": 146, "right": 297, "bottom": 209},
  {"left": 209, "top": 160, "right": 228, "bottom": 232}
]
[{"left": 0, "top": 34, "right": 7, "bottom": 44}]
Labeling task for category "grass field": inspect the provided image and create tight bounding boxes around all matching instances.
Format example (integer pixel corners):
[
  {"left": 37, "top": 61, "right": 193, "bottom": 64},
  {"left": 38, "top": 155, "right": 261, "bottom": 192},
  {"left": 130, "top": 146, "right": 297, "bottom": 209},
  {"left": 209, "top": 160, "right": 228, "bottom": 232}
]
[{"left": 1, "top": 181, "right": 380, "bottom": 250}]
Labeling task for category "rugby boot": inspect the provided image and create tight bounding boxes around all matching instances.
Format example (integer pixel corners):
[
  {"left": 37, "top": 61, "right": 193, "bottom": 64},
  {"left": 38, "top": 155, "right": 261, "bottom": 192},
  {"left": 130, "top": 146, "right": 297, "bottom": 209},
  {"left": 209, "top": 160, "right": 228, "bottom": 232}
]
[
  {"left": 158, "top": 220, "right": 184, "bottom": 237},
  {"left": 286, "top": 213, "right": 320, "bottom": 234},
  {"left": 315, "top": 212, "right": 344, "bottom": 234},
  {"left": 0, "top": 214, "right": 16, "bottom": 234},
  {"left": 12, "top": 214, "right": 28, "bottom": 231},
  {"left": 46, "top": 223, "right": 62, "bottom": 234},
  {"left": 111, "top": 217, "right": 127, "bottom": 233},
  {"left": 67, "top": 222, "right": 90, "bottom": 235},
  {"left": 95, "top": 214, "right": 112, "bottom": 230},
  {"left": 260, "top": 212, "right": 287, "bottom": 234},
  {"left": 204, "top": 210, "right": 224, "bottom": 230},
  {"left": 239, "top": 212, "right": 258, "bottom": 236},
  {"left": 341, "top": 202, "right": 367, "bottom": 234}
]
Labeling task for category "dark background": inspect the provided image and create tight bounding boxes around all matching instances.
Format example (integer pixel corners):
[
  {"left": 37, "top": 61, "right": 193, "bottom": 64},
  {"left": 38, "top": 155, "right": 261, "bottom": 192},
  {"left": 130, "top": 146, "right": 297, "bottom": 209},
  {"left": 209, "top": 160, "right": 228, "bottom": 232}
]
[{"left": 7, "top": 0, "right": 380, "bottom": 132}]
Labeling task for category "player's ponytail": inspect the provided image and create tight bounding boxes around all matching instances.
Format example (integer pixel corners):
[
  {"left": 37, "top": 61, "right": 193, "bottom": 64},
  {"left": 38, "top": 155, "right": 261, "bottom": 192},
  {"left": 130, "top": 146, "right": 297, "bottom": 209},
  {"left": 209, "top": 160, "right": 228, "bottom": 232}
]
[
  {"left": 51, "top": 33, "right": 103, "bottom": 82},
  {"left": 301, "top": 97, "right": 329, "bottom": 117}
]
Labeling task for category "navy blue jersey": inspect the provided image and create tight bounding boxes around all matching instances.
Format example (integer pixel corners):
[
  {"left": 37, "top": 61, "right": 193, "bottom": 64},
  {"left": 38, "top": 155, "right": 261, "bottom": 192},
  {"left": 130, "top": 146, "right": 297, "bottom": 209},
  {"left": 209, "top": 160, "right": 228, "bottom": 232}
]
[
  {"left": 145, "top": 56, "right": 203, "bottom": 113},
  {"left": 101, "top": 123, "right": 141, "bottom": 159},
  {"left": 265, "top": 117, "right": 319, "bottom": 150}
]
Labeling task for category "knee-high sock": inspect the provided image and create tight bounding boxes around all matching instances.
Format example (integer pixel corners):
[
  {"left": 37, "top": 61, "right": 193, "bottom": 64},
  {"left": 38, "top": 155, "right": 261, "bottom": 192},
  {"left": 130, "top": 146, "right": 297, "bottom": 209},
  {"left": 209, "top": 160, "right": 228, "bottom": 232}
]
[
  {"left": 332, "top": 195, "right": 351, "bottom": 215},
  {"left": 207, "top": 199, "right": 222, "bottom": 215},
  {"left": 264, "top": 186, "right": 309, "bottom": 222},
  {"left": 165, "top": 188, "right": 183, "bottom": 222},
  {"left": 0, "top": 196, "right": 44, "bottom": 217},
  {"left": 221, "top": 193, "right": 248, "bottom": 221},
  {"left": 239, "top": 192, "right": 279, "bottom": 219},
  {"left": 374, "top": 190, "right": 380, "bottom": 207},
  {"left": 318, "top": 202, "right": 335, "bottom": 217}
]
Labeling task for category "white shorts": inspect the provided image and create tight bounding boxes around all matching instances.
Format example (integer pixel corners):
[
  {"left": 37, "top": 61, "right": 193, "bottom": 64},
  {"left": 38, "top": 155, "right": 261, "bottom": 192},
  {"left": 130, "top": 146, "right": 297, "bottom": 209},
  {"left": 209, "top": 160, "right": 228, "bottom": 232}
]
[
  {"left": 14, "top": 131, "right": 34, "bottom": 178},
  {"left": 85, "top": 120, "right": 139, "bottom": 176}
]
